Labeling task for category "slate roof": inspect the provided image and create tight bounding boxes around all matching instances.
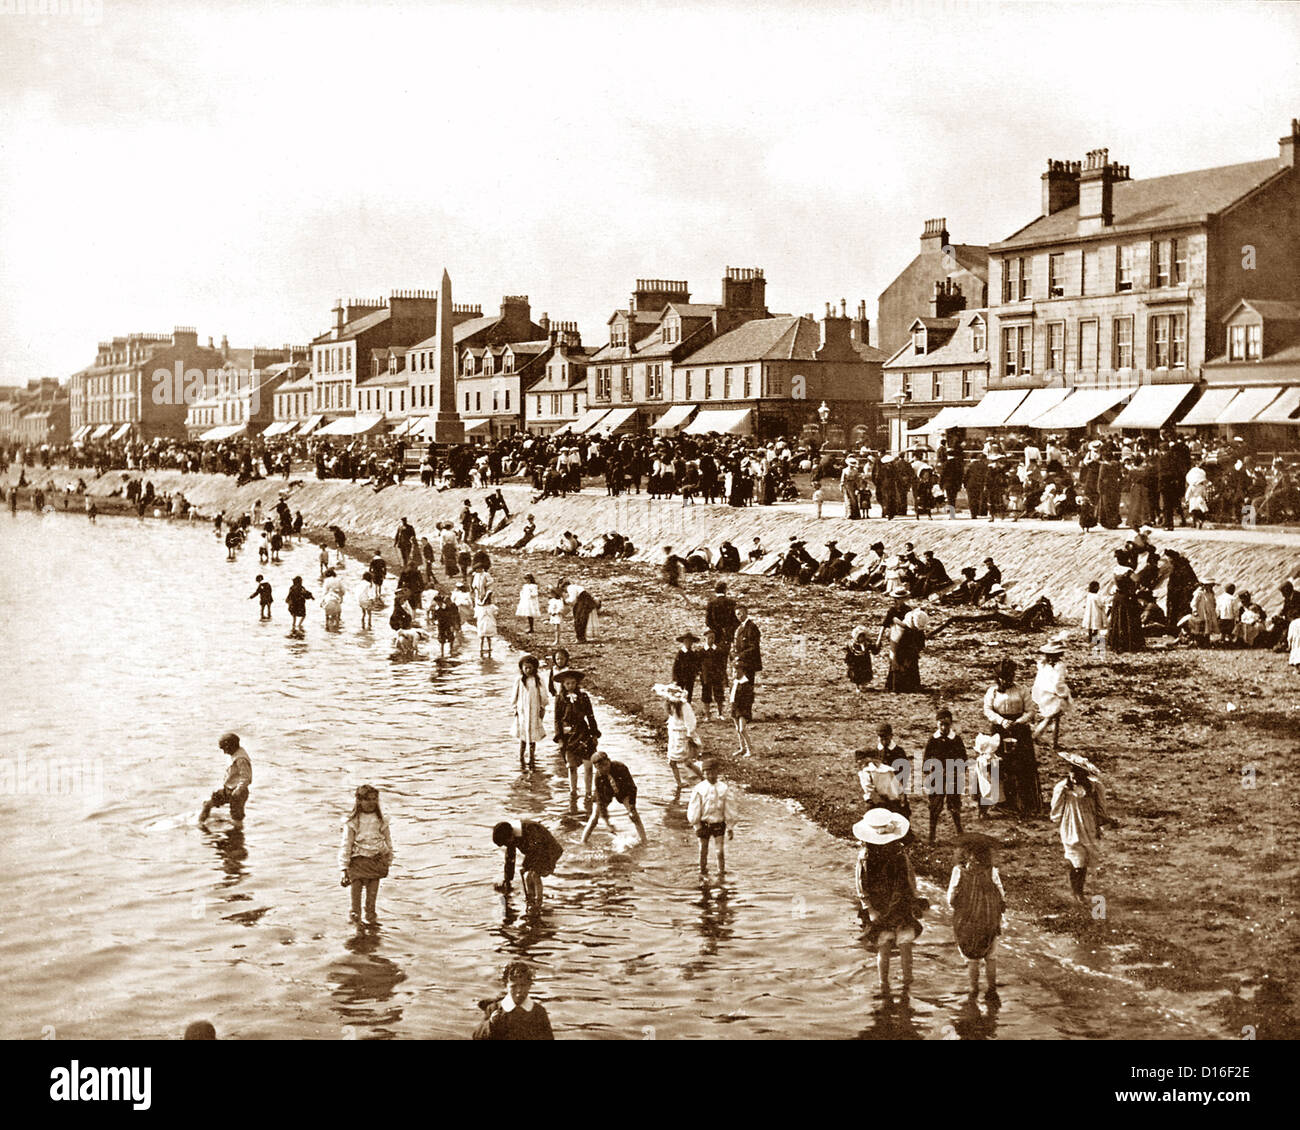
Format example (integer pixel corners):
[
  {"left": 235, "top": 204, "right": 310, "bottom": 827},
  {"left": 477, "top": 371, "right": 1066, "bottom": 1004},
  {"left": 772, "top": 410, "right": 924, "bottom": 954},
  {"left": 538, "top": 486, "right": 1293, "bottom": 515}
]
[
  {"left": 678, "top": 316, "right": 823, "bottom": 365},
  {"left": 884, "top": 311, "right": 990, "bottom": 370},
  {"left": 995, "top": 158, "right": 1287, "bottom": 249}
]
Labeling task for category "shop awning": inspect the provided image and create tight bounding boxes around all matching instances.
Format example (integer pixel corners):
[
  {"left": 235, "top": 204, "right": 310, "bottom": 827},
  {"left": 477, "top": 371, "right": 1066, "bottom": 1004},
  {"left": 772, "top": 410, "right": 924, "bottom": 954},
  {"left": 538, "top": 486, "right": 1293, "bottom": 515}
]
[
  {"left": 568, "top": 408, "right": 611, "bottom": 435},
  {"left": 90, "top": 424, "right": 112, "bottom": 439},
  {"left": 1106, "top": 383, "right": 1196, "bottom": 429},
  {"left": 1029, "top": 387, "right": 1133, "bottom": 431},
  {"left": 110, "top": 423, "right": 132, "bottom": 441},
  {"left": 1215, "top": 386, "right": 1284, "bottom": 424},
  {"left": 683, "top": 408, "right": 754, "bottom": 436},
  {"left": 591, "top": 406, "right": 639, "bottom": 435},
  {"left": 297, "top": 414, "right": 325, "bottom": 436},
  {"left": 1003, "top": 387, "right": 1073, "bottom": 427},
  {"left": 200, "top": 423, "right": 245, "bottom": 441},
  {"left": 1253, "top": 386, "right": 1300, "bottom": 424},
  {"left": 462, "top": 418, "right": 492, "bottom": 434},
  {"left": 316, "top": 414, "right": 386, "bottom": 437},
  {"left": 959, "top": 389, "right": 1029, "bottom": 428},
  {"left": 909, "top": 405, "right": 972, "bottom": 435},
  {"left": 261, "top": 421, "right": 295, "bottom": 437},
  {"left": 651, "top": 403, "right": 698, "bottom": 431},
  {"left": 1177, "top": 387, "right": 1240, "bottom": 427},
  {"left": 72, "top": 425, "right": 93, "bottom": 442}
]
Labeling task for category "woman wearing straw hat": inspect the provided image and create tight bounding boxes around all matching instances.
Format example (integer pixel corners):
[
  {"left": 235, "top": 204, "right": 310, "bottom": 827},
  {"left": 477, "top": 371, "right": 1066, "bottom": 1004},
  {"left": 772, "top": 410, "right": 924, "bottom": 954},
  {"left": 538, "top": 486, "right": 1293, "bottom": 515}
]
[
  {"left": 853, "top": 808, "right": 926, "bottom": 995},
  {"left": 1049, "top": 751, "right": 1117, "bottom": 905}
]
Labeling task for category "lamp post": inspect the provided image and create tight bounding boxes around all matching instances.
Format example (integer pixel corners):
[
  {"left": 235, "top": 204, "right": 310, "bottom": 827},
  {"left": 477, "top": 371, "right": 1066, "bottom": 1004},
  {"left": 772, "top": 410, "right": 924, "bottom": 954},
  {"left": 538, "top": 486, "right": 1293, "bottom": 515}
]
[
  {"left": 895, "top": 392, "right": 907, "bottom": 453},
  {"left": 817, "top": 400, "right": 830, "bottom": 449}
]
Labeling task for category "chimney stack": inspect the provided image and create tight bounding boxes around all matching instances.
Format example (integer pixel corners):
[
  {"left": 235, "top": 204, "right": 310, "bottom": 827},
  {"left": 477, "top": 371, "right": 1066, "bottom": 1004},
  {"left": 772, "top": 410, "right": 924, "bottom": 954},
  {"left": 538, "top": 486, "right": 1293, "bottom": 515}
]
[
  {"left": 921, "top": 218, "right": 949, "bottom": 253},
  {"left": 1078, "top": 148, "right": 1130, "bottom": 232},
  {"left": 1281, "top": 117, "right": 1299, "bottom": 167},
  {"left": 852, "top": 300, "right": 871, "bottom": 347},
  {"left": 931, "top": 279, "right": 968, "bottom": 319},
  {"left": 1041, "top": 158, "right": 1082, "bottom": 216},
  {"left": 538, "top": 312, "right": 550, "bottom": 336}
]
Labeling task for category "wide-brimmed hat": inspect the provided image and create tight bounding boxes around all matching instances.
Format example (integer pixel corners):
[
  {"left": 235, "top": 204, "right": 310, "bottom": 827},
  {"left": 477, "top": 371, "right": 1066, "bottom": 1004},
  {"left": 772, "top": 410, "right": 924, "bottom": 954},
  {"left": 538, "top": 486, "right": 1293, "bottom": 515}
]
[
  {"left": 675, "top": 631, "right": 700, "bottom": 644},
  {"left": 888, "top": 583, "right": 910, "bottom": 598},
  {"left": 988, "top": 583, "right": 1006, "bottom": 596},
  {"left": 518, "top": 653, "right": 540, "bottom": 672},
  {"left": 851, "top": 624, "right": 870, "bottom": 639},
  {"left": 555, "top": 668, "right": 585, "bottom": 683},
  {"left": 853, "top": 808, "right": 911, "bottom": 844},
  {"left": 1037, "top": 641, "right": 1065, "bottom": 657},
  {"left": 870, "top": 542, "right": 885, "bottom": 554},
  {"left": 652, "top": 682, "right": 688, "bottom": 703},
  {"left": 903, "top": 609, "right": 930, "bottom": 631},
  {"left": 1058, "top": 749, "right": 1101, "bottom": 776}
]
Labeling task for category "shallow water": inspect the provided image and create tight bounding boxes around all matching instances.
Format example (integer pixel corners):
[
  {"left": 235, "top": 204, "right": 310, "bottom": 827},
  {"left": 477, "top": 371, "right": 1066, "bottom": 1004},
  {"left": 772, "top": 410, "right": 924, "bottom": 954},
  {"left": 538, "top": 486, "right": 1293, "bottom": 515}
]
[{"left": 0, "top": 511, "right": 1218, "bottom": 1038}]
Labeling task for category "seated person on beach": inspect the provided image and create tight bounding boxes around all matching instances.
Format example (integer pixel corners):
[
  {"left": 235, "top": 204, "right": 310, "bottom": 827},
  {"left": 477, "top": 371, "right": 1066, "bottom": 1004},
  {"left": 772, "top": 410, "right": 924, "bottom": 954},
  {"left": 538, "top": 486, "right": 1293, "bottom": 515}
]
[
  {"left": 553, "top": 531, "right": 579, "bottom": 556},
  {"left": 716, "top": 541, "right": 741, "bottom": 572}
]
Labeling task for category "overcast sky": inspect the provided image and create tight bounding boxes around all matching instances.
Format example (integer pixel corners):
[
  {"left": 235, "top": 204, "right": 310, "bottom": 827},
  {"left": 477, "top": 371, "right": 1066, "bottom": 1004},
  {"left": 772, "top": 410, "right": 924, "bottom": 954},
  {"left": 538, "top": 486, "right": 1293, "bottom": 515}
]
[{"left": 1, "top": 0, "right": 1297, "bottom": 383}]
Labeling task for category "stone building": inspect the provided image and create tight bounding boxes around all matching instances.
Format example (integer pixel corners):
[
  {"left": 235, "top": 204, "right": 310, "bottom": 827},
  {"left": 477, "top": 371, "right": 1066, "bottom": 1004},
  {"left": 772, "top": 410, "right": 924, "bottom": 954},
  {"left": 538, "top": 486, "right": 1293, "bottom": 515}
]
[
  {"left": 876, "top": 219, "right": 989, "bottom": 359},
  {"left": 70, "top": 328, "right": 227, "bottom": 442},
  {"left": 524, "top": 333, "right": 592, "bottom": 435},
  {"left": 979, "top": 119, "right": 1300, "bottom": 435}
]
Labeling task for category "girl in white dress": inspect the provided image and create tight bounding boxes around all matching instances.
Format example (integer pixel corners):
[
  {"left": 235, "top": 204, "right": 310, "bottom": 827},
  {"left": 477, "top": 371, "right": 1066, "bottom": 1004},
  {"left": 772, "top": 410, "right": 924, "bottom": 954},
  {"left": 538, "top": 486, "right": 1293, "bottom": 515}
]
[
  {"left": 357, "top": 569, "right": 382, "bottom": 630},
  {"left": 510, "top": 654, "right": 551, "bottom": 771},
  {"left": 547, "top": 586, "right": 565, "bottom": 647},
  {"left": 516, "top": 573, "right": 542, "bottom": 634},
  {"left": 476, "top": 591, "right": 498, "bottom": 658},
  {"left": 654, "top": 683, "right": 703, "bottom": 787}
]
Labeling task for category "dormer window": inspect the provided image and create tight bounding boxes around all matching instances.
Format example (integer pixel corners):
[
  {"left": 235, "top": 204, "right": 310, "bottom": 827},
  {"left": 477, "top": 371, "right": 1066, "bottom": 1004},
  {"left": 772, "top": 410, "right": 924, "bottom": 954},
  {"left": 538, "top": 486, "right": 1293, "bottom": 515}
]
[
  {"left": 912, "top": 327, "right": 926, "bottom": 355},
  {"left": 971, "top": 318, "right": 986, "bottom": 352},
  {"left": 1228, "top": 323, "right": 1262, "bottom": 361},
  {"left": 504, "top": 353, "right": 514, "bottom": 374}
]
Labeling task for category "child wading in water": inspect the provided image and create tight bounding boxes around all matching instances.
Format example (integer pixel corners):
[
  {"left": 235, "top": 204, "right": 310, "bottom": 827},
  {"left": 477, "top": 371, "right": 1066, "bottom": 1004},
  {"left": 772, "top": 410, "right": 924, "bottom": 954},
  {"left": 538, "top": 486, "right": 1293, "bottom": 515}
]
[
  {"left": 510, "top": 654, "right": 550, "bottom": 771},
  {"left": 358, "top": 569, "right": 381, "bottom": 630},
  {"left": 493, "top": 819, "right": 564, "bottom": 912},
  {"left": 516, "top": 573, "right": 541, "bottom": 634},
  {"left": 654, "top": 682, "right": 703, "bottom": 788},
  {"left": 476, "top": 590, "right": 498, "bottom": 658},
  {"left": 286, "top": 576, "right": 314, "bottom": 635},
  {"left": 553, "top": 668, "right": 600, "bottom": 801},
  {"left": 947, "top": 833, "right": 1004, "bottom": 998},
  {"left": 582, "top": 751, "right": 648, "bottom": 844},
  {"left": 199, "top": 731, "right": 251, "bottom": 826},
  {"left": 1050, "top": 750, "right": 1117, "bottom": 905},
  {"left": 687, "top": 758, "right": 736, "bottom": 878},
  {"left": 854, "top": 808, "right": 926, "bottom": 996},
  {"left": 338, "top": 784, "right": 393, "bottom": 925},
  {"left": 249, "top": 575, "right": 273, "bottom": 620}
]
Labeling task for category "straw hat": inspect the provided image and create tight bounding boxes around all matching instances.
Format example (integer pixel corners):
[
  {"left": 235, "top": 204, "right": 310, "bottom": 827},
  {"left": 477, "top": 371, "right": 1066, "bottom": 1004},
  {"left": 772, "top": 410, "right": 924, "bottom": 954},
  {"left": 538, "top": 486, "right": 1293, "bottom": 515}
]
[
  {"left": 852, "top": 808, "right": 911, "bottom": 845},
  {"left": 1057, "top": 749, "right": 1101, "bottom": 777},
  {"left": 1037, "top": 641, "right": 1065, "bottom": 657},
  {"left": 903, "top": 609, "right": 930, "bottom": 631},
  {"left": 652, "top": 682, "right": 688, "bottom": 703},
  {"left": 888, "top": 583, "right": 910, "bottom": 598},
  {"left": 675, "top": 631, "right": 701, "bottom": 644},
  {"left": 988, "top": 583, "right": 1006, "bottom": 596},
  {"left": 851, "top": 624, "right": 870, "bottom": 639},
  {"left": 555, "top": 668, "right": 585, "bottom": 683}
]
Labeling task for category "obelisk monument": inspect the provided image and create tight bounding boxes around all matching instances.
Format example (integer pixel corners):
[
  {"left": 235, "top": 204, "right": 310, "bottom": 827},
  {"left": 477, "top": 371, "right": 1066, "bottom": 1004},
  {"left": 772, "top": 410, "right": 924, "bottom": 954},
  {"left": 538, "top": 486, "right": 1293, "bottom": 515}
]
[{"left": 426, "top": 267, "right": 465, "bottom": 445}]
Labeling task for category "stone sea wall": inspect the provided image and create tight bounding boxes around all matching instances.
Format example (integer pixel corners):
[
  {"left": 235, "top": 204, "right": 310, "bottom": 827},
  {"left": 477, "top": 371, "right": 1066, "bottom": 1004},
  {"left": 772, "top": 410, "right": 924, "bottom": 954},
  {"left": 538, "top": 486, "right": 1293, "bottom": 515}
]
[{"left": 41, "top": 470, "right": 1300, "bottom": 618}]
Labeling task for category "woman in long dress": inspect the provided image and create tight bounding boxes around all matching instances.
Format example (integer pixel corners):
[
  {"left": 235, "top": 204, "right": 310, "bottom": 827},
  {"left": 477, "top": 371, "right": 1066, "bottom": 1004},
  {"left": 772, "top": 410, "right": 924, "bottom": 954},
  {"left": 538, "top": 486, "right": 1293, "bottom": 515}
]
[
  {"left": 510, "top": 654, "right": 550, "bottom": 771},
  {"left": 1107, "top": 567, "right": 1145, "bottom": 652},
  {"left": 566, "top": 580, "right": 600, "bottom": 643},
  {"left": 981, "top": 658, "right": 1042, "bottom": 816}
]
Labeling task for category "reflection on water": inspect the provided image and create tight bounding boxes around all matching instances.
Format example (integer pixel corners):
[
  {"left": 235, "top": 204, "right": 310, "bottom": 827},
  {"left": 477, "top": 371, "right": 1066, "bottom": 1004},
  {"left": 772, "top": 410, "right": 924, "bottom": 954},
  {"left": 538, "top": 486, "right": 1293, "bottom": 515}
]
[{"left": 0, "top": 512, "right": 1222, "bottom": 1040}]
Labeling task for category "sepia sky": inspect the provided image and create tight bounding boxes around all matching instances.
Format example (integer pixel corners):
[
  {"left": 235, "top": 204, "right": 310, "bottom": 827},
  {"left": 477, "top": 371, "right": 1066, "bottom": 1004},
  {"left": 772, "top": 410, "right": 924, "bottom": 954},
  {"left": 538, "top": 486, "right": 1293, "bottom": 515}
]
[{"left": 1, "top": 0, "right": 1298, "bottom": 382}]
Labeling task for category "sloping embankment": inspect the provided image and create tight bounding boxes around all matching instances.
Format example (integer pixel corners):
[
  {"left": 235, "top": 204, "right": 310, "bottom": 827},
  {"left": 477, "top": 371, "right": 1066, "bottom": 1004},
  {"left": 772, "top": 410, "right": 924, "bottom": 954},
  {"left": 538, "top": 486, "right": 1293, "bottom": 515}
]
[{"left": 54, "top": 470, "right": 1300, "bottom": 619}]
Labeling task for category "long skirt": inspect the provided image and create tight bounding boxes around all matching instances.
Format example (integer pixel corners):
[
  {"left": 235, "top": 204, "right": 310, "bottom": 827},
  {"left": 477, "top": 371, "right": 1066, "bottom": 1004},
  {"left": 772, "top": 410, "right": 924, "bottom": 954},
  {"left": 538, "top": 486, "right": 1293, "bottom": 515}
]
[{"left": 995, "top": 723, "right": 1042, "bottom": 816}]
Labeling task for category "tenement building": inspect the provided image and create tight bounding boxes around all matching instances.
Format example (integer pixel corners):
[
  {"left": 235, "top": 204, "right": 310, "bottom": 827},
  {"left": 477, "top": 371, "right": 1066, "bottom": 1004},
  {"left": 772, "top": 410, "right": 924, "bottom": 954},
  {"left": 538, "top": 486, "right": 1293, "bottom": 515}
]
[{"left": 978, "top": 119, "right": 1300, "bottom": 436}]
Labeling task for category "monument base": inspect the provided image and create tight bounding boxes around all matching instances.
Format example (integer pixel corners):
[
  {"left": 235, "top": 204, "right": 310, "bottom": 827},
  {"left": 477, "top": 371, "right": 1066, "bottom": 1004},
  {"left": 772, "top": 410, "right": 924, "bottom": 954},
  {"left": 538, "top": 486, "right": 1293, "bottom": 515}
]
[{"left": 423, "top": 417, "right": 465, "bottom": 445}]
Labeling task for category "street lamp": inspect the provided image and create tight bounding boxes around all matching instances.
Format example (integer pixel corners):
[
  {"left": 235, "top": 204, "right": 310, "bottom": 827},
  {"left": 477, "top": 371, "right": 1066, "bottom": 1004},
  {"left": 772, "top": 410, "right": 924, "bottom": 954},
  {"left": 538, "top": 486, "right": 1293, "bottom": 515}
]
[
  {"left": 817, "top": 400, "right": 830, "bottom": 446},
  {"left": 895, "top": 392, "right": 907, "bottom": 452}
]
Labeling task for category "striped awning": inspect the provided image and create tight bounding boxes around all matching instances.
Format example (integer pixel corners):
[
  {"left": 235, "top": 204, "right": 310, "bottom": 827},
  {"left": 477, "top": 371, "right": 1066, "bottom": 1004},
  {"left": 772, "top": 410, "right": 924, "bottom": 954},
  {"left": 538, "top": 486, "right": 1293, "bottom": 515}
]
[
  {"left": 1107, "top": 383, "right": 1196, "bottom": 429},
  {"left": 1214, "top": 386, "right": 1283, "bottom": 424},
  {"left": 110, "top": 423, "right": 132, "bottom": 441}
]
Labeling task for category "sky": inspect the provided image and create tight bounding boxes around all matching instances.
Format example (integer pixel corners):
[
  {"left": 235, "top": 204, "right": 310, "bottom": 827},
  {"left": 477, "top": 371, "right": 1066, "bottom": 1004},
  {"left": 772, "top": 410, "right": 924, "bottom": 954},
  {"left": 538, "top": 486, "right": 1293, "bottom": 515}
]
[{"left": 1, "top": 0, "right": 1298, "bottom": 383}]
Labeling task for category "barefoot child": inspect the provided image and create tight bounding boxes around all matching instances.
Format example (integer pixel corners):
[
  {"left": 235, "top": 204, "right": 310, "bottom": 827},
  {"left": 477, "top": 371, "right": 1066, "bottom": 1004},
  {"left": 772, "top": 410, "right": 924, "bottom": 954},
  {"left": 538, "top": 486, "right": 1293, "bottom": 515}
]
[
  {"left": 516, "top": 573, "right": 541, "bottom": 634},
  {"left": 546, "top": 585, "right": 564, "bottom": 648},
  {"left": 582, "top": 752, "right": 648, "bottom": 844},
  {"left": 854, "top": 808, "right": 925, "bottom": 996},
  {"left": 730, "top": 665, "right": 755, "bottom": 758},
  {"left": 510, "top": 654, "right": 550, "bottom": 771},
  {"left": 476, "top": 591, "right": 498, "bottom": 658},
  {"left": 1050, "top": 750, "right": 1117, "bottom": 905},
  {"left": 492, "top": 819, "right": 564, "bottom": 911},
  {"left": 199, "top": 732, "right": 251, "bottom": 826},
  {"left": 249, "top": 575, "right": 273, "bottom": 620},
  {"left": 451, "top": 580, "right": 472, "bottom": 644},
  {"left": 946, "top": 834, "right": 1004, "bottom": 998},
  {"left": 687, "top": 758, "right": 736, "bottom": 877},
  {"left": 338, "top": 784, "right": 393, "bottom": 925},
  {"left": 553, "top": 668, "right": 600, "bottom": 801},
  {"left": 358, "top": 569, "right": 381, "bottom": 630},
  {"left": 654, "top": 682, "right": 702, "bottom": 787},
  {"left": 286, "top": 576, "right": 314, "bottom": 633}
]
